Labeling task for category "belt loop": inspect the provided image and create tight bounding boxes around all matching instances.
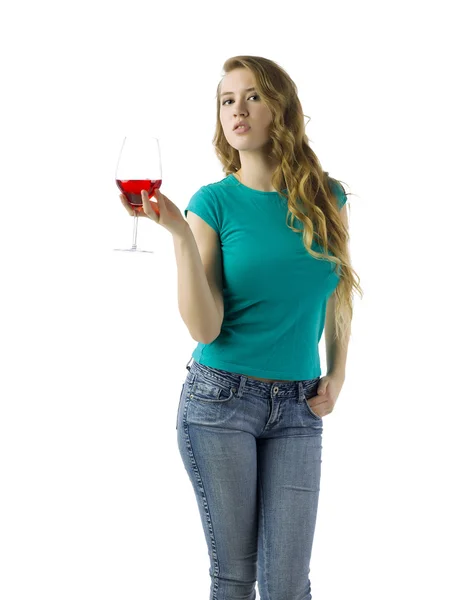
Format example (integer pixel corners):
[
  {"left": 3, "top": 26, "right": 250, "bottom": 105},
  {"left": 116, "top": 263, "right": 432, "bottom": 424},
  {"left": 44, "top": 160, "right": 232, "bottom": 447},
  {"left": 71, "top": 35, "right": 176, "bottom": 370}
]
[
  {"left": 186, "top": 357, "right": 193, "bottom": 371},
  {"left": 236, "top": 375, "right": 247, "bottom": 398},
  {"left": 297, "top": 381, "right": 304, "bottom": 399}
]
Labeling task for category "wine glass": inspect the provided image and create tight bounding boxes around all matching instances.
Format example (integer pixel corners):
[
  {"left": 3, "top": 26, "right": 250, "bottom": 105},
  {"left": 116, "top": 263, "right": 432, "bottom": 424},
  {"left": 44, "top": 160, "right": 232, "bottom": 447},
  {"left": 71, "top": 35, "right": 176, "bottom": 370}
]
[{"left": 113, "top": 135, "right": 162, "bottom": 253}]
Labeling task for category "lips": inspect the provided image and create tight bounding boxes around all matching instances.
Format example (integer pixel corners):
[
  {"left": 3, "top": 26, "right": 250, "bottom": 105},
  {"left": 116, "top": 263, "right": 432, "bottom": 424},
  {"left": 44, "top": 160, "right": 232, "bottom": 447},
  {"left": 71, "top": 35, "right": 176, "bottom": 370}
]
[{"left": 234, "top": 124, "right": 250, "bottom": 133}]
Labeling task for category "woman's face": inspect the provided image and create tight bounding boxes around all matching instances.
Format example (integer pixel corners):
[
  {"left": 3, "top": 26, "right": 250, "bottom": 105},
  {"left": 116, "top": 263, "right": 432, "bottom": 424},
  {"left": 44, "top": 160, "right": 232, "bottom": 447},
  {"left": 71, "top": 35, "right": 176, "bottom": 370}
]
[{"left": 219, "top": 68, "right": 273, "bottom": 152}]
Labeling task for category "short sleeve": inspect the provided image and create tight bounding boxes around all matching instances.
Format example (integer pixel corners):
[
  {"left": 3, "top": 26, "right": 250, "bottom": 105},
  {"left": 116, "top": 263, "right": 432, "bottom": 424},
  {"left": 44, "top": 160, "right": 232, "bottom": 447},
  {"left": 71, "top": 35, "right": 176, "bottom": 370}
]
[{"left": 184, "top": 186, "right": 220, "bottom": 234}]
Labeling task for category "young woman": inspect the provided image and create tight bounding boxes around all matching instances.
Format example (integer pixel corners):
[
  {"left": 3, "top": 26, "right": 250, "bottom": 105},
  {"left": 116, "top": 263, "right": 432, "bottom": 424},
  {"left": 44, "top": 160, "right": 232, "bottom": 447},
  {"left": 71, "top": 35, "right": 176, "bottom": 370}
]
[{"left": 121, "top": 55, "right": 362, "bottom": 600}]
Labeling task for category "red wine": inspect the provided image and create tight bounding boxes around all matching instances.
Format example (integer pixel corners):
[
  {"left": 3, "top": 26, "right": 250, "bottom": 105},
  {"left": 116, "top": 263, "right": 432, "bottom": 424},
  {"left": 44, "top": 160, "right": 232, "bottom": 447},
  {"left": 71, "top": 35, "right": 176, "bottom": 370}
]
[{"left": 116, "top": 178, "right": 162, "bottom": 216}]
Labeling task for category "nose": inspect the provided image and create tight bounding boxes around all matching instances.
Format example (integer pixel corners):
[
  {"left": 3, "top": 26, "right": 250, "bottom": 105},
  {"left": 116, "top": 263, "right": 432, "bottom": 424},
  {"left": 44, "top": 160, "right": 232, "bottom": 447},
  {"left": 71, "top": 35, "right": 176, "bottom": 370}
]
[{"left": 233, "top": 99, "right": 249, "bottom": 116}]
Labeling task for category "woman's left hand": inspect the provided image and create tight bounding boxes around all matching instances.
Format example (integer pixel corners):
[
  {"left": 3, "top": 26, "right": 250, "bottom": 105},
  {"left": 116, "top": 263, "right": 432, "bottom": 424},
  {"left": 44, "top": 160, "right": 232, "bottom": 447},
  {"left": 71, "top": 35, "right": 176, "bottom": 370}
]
[{"left": 306, "top": 373, "right": 345, "bottom": 418}]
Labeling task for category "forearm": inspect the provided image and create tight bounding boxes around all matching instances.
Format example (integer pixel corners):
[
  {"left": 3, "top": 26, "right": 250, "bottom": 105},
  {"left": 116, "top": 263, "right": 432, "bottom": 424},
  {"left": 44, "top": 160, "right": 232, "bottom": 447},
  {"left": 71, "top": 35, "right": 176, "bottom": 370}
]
[{"left": 172, "top": 225, "right": 221, "bottom": 344}]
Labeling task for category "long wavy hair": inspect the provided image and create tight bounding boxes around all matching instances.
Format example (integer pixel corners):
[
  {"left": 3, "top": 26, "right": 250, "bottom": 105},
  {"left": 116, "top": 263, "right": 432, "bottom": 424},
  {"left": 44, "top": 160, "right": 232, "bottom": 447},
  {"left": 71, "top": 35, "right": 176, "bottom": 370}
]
[{"left": 213, "top": 55, "right": 363, "bottom": 343}]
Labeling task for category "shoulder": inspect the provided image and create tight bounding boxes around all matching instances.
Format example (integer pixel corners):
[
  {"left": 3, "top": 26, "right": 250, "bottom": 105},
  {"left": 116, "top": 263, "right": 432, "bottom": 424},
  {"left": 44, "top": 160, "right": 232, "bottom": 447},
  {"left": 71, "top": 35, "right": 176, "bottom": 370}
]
[
  {"left": 327, "top": 176, "right": 347, "bottom": 211},
  {"left": 325, "top": 174, "right": 349, "bottom": 229},
  {"left": 188, "top": 174, "right": 236, "bottom": 207}
]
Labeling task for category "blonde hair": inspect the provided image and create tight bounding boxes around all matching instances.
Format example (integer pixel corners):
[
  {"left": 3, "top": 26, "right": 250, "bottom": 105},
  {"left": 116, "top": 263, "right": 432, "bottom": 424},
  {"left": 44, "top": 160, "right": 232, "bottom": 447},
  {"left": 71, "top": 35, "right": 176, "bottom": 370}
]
[{"left": 213, "top": 55, "right": 363, "bottom": 343}]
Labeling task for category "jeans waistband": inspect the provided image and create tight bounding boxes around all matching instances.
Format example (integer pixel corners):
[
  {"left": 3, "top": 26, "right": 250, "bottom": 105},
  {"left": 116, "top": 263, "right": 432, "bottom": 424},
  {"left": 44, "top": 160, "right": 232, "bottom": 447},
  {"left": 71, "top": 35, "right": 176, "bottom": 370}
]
[{"left": 185, "top": 357, "right": 320, "bottom": 397}]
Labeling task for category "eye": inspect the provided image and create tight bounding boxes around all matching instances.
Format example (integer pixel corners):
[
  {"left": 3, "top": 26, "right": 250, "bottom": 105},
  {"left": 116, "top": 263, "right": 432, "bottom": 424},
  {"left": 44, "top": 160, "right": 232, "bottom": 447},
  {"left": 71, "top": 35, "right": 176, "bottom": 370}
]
[{"left": 222, "top": 95, "right": 259, "bottom": 106}]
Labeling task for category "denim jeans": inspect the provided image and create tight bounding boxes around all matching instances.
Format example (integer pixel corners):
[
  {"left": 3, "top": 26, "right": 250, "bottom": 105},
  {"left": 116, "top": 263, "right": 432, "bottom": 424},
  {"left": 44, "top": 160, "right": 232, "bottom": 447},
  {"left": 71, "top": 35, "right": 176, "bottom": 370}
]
[{"left": 176, "top": 358, "right": 323, "bottom": 600}]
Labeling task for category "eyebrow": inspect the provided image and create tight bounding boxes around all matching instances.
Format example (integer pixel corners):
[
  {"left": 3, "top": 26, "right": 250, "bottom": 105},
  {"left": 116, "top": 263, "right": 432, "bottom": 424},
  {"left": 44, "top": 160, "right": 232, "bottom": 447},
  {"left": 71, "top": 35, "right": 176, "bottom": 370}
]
[{"left": 219, "top": 87, "right": 257, "bottom": 98}]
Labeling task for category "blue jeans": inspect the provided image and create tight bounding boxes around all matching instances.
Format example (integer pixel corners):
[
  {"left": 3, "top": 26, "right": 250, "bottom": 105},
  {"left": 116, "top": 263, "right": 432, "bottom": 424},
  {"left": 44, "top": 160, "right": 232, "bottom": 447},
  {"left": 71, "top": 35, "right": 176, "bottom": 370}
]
[{"left": 176, "top": 358, "right": 323, "bottom": 600}]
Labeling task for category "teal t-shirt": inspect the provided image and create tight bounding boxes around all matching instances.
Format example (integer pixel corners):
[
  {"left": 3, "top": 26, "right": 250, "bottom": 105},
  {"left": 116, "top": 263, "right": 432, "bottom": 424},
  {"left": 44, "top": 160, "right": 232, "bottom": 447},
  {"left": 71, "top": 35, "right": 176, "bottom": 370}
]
[{"left": 183, "top": 173, "right": 347, "bottom": 380}]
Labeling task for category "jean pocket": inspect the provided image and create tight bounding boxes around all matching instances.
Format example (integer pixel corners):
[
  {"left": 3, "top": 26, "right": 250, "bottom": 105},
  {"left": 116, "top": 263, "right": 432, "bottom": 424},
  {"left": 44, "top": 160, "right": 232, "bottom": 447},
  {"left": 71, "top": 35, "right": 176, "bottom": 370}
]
[
  {"left": 189, "top": 378, "right": 236, "bottom": 404},
  {"left": 302, "top": 378, "right": 322, "bottom": 421}
]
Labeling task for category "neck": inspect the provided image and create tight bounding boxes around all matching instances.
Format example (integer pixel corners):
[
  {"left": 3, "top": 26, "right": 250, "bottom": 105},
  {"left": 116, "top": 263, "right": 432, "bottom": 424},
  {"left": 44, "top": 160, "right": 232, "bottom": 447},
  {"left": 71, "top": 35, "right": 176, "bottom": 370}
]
[{"left": 235, "top": 165, "right": 278, "bottom": 192}]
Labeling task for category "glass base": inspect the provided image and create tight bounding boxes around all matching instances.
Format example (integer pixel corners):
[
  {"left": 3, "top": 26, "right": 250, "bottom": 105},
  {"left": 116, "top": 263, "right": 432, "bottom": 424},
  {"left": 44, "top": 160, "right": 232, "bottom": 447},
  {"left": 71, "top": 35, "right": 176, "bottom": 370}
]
[{"left": 113, "top": 248, "right": 154, "bottom": 253}]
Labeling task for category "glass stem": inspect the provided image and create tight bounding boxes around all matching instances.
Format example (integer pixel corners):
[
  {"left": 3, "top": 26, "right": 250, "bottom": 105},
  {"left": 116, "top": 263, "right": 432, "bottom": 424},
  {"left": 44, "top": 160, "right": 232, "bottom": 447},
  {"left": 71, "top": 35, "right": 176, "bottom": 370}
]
[{"left": 131, "top": 211, "right": 139, "bottom": 250}]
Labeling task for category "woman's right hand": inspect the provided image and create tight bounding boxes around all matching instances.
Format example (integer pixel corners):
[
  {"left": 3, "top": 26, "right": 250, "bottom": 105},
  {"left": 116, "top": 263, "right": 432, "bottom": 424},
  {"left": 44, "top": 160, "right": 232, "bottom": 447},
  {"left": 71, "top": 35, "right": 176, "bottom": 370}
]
[{"left": 119, "top": 189, "right": 189, "bottom": 238}]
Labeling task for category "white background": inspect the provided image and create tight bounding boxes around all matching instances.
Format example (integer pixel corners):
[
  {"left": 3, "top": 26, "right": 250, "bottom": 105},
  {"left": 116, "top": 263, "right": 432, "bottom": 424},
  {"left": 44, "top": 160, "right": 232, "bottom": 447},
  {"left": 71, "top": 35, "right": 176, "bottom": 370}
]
[{"left": 1, "top": 0, "right": 448, "bottom": 598}]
